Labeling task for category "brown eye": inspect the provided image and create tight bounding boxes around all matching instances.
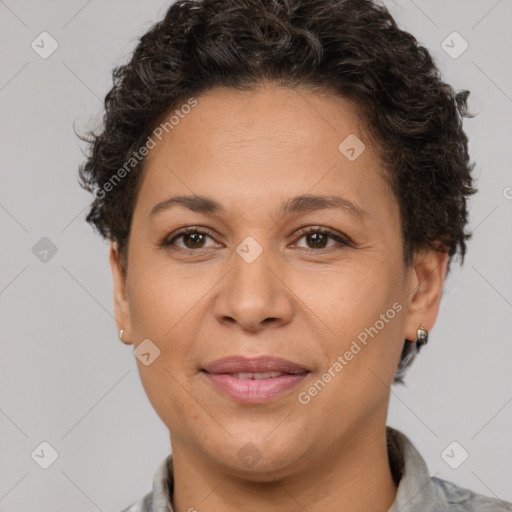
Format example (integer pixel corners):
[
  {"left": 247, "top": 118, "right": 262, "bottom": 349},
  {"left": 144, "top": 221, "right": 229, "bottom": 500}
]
[
  {"left": 304, "top": 232, "right": 330, "bottom": 249},
  {"left": 179, "top": 232, "right": 209, "bottom": 249},
  {"left": 292, "top": 227, "right": 351, "bottom": 251},
  {"left": 162, "top": 228, "right": 218, "bottom": 250}
]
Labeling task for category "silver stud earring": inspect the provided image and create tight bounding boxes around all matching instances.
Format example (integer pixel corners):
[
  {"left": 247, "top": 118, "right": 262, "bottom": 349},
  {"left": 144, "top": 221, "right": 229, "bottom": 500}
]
[
  {"left": 416, "top": 324, "right": 428, "bottom": 349},
  {"left": 118, "top": 329, "right": 125, "bottom": 342}
]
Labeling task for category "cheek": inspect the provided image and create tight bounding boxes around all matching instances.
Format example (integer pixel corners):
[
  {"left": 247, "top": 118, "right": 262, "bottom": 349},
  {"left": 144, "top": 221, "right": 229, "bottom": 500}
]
[
  {"left": 135, "top": 359, "right": 195, "bottom": 438},
  {"left": 305, "top": 257, "right": 406, "bottom": 389},
  {"left": 126, "top": 252, "right": 203, "bottom": 341},
  {"left": 304, "top": 258, "right": 401, "bottom": 339},
  {"left": 305, "top": 285, "right": 404, "bottom": 426}
]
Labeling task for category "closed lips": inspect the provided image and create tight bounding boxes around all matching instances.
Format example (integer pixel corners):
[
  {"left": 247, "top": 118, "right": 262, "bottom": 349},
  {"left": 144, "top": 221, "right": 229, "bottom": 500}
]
[
  {"left": 232, "top": 371, "right": 287, "bottom": 379},
  {"left": 202, "top": 355, "right": 310, "bottom": 403},
  {"left": 202, "top": 355, "right": 310, "bottom": 376}
]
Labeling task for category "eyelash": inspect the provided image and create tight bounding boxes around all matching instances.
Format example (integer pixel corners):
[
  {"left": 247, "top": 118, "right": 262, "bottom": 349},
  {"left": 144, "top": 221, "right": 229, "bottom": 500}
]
[{"left": 160, "top": 226, "right": 353, "bottom": 253}]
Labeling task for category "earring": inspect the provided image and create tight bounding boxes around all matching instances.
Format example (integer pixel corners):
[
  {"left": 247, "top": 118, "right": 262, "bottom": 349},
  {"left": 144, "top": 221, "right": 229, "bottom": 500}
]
[
  {"left": 416, "top": 324, "right": 428, "bottom": 349},
  {"left": 118, "top": 329, "right": 125, "bottom": 342}
]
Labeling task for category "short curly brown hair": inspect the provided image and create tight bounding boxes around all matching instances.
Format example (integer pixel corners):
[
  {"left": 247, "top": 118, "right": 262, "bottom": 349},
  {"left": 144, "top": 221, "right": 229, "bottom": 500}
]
[{"left": 78, "top": 0, "right": 477, "bottom": 384}]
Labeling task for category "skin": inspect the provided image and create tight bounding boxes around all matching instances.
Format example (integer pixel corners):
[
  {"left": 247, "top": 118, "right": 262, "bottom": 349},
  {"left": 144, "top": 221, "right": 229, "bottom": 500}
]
[{"left": 109, "top": 82, "right": 448, "bottom": 512}]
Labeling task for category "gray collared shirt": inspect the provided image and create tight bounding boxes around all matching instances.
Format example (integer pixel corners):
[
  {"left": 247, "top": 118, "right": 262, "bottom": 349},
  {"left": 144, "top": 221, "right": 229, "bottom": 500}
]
[{"left": 121, "top": 426, "right": 512, "bottom": 511}]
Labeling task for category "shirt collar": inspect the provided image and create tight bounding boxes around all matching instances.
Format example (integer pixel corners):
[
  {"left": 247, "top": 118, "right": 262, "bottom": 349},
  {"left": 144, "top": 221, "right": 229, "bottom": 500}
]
[
  {"left": 385, "top": 426, "right": 436, "bottom": 511},
  {"left": 145, "top": 426, "right": 435, "bottom": 512}
]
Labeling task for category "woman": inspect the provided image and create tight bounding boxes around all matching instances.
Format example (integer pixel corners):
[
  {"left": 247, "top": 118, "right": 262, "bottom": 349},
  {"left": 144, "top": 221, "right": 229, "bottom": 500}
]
[{"left": 78, "top": 0, "right": 512, "bottom": 510}]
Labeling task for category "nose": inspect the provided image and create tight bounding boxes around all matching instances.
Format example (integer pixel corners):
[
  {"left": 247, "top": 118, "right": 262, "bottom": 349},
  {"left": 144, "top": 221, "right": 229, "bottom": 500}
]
[{"left": 213, "top": 245, "right": 294, "bottom": 333}]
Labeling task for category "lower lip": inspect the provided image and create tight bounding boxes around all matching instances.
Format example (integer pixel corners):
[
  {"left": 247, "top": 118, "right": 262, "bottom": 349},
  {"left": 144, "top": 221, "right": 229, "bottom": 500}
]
[{"left": 203, "top": 372, "right": 309, "bottom": 403}]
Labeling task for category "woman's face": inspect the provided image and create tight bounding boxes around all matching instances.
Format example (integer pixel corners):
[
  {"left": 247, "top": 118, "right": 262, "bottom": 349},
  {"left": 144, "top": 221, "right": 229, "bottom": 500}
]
[{"left": 111, "top": 83, "right": 446, "bottom": 478}]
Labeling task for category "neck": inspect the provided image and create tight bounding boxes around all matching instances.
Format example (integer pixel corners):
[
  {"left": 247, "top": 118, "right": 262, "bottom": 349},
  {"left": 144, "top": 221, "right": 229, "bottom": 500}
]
[{"left": 170, "top": 421, "right": 398, "bottom": 512}]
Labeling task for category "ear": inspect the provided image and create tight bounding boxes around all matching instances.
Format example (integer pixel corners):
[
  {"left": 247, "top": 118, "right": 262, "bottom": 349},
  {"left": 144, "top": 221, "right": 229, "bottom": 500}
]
[
  {"left": 404, "top": 250, "right": 449, "bottom": 341},
  {"left": 109, "top": 241, "right": 133, "bottom": 345}
]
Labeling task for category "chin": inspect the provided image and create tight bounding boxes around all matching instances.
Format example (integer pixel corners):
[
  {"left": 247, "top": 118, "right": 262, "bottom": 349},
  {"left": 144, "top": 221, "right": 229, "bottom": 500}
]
[
  {"left": 223, "top": 455, "right": 302, "bottom": 483},
  {"left": 205, "top": 431, "right": 304, "bottom": 480}
]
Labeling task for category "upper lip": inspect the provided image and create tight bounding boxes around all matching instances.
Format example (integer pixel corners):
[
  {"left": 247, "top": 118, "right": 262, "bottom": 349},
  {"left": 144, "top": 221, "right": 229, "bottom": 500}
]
[{"left": 202, "top": 355, "right": 309, "bottom": 375}]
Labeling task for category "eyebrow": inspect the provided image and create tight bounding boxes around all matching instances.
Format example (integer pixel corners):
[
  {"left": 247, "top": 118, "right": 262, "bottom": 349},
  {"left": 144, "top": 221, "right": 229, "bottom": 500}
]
[{"left": 149, "top": 194, "right": 367, "bottom": 220}]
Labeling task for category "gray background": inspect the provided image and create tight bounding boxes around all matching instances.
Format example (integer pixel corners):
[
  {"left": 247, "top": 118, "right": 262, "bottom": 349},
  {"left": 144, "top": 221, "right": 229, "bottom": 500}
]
[{"left": 0, "top": 0, "right": 511, "bottom": 510}]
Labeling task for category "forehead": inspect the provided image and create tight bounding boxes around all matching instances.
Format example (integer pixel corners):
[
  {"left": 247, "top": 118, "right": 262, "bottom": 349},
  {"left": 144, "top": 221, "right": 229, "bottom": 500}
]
[
  {"left": 135, "top": 84, "right": 395, "bottom": 222},
  {"left": 160, "top": 84, "right": 368, "bottom": 154}
]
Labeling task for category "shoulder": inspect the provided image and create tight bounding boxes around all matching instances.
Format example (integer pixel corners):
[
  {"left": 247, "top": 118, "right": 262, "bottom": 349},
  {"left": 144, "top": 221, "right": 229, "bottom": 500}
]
[
  {"left": 431, "top": 476, "right": 512, "bottom": 511},
  {"left": 120, "top": 491, "right": 153, "bottom": 512},
  {"left": 119, "top": 453, "right": 173, "bottom": 512},
  {"left": 386, "top": 427, "right": 512, "bottom": 512}
]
